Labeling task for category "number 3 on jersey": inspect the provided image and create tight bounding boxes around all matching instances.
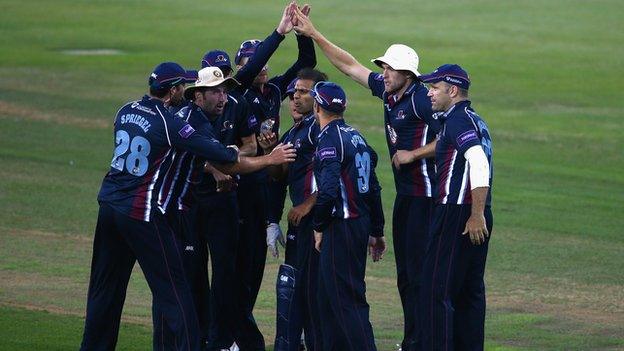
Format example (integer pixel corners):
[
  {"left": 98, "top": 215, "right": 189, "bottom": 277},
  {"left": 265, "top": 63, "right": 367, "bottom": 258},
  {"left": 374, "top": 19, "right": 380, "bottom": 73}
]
[
  {"left": 355, "top": 151, "right": 370, "bottom": 193},
  {"left": 110, "top": 130, "right": 151, "bottom": 176}
]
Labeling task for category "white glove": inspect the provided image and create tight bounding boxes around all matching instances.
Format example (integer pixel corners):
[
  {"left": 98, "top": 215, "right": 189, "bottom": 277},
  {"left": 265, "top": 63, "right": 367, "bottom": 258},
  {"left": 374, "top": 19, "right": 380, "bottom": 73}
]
[{"left": 266, "top": 222, "right": 286, "bottom": 258}]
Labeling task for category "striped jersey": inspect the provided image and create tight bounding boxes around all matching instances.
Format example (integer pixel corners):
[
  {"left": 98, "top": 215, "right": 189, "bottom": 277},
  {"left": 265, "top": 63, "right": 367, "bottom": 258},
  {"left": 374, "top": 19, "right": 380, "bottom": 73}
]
[
  {"left": 312, "top": 119, "right": 381, "bottom": 231},
  {"left": 435, "top": 100, "right": 493, "bottom": 205},
  {"left": 97, "top": 95, "right": 238, "bottom": 221},
  {"left": 368, "top": 72, "right": 440, "bottom": 197}
]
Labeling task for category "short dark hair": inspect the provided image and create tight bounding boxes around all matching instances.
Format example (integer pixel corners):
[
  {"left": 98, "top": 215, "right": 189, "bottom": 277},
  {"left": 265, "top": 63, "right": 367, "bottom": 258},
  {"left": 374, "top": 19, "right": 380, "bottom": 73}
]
[
  {"left": 457, "top": 87, "right": 469, "bottom": 98},
  {"left": 297, "top": 68, "right": 328, "bottom": 84},
  {"left": 150, "top": 86, "right": 170, "bottom": 98}
]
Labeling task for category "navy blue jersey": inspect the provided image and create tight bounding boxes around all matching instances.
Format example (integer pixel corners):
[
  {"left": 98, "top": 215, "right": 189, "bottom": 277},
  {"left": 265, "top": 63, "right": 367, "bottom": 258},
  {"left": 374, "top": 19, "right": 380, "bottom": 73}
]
[
  {"left": 280, "top": 113, "right": 320, "bottom": 206},
  {"left": 98, "top": 95, "right": 238, "bottom": 222},
  {"left": 435, "top": 100, "right": 493, "bottom": 205},
  {"left": 368, "top": 72, "right": 440, "bottom": 197},
  {"left": 169, "top": 102, "right": 242, "bottom": 207},
  {"left": 239, "top": 32, "right": 316, "bottom": 139},
  {"left": 312, "top": 119, "right": 381, "bottom": 232}
]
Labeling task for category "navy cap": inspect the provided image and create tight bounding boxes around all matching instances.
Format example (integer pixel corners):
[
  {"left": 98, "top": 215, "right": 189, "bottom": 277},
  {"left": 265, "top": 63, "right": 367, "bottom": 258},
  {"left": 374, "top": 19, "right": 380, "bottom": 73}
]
[
  {"left": 149, "top": 62, "right": 197, "bottom": 90},
  {"left": 234, "top": 39, "right": 262, "bottom": 65},
  {"left": 201, "top": 50, "right": 232, "bottom": 70},
  {"left": 310, "top": 81, "right": 347, "bottom": 114},
  {"left": 419, "top": 64, "right": 470, "bottom": 90},
  {"left": 286, "top": 78, "right": 298, "bottom": 96}
]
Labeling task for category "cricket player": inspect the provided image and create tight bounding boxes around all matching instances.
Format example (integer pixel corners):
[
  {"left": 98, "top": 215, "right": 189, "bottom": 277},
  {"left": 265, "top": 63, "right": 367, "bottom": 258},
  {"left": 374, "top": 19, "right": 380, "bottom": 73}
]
[
  {"left": 259, "top": 69, "right": 328, "bottom": 351},
  {"left": 153, "top": 66, "right": 298, "bottom": 350},
  {"left": 231, "top": 4, "right": 317, "bottom": 349},
  {"left": 418, "top": 64, "right": 494, "bottom": 351},
  {"left": 310, "top": 81, "right": 386, "bottom": 351},
  {"left": 292, "top": 9, "right": 439, "bottom": 350},
  {"left": 80, "top": 62, "right": 239, "bottom": 351},
  {"left": 196, "top": 4, "right": 314, "bottom": 349}
]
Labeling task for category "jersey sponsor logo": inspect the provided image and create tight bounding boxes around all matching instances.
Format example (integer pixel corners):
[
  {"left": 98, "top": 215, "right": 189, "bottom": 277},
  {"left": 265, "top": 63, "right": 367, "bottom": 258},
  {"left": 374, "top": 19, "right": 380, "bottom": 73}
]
[
  {"left": 120, "top": 113, "right": 152, "bottom": 132},
  {"left": 178, "top": 124, "right": 196, "bottom": 139},
  {"left": 374, "top": 73, "right": 384, "bottom": 81},
  {"left": 248, "top": 115, "right": 258, "bottom": 128},
  {"left": 130, "top": 102, "right": 156, "bottom": 116},
  {"left": 253, "top": 97, "right": 260, "bottom": 104},
  {"left": 386, "top": 124, "right": 398, "bottom": 145},
  {"left": 396, "top": 109, "right": 406, "bottom": 120},
  {"left": 318, "top": 147, "right": 337, "bottom": 160},
  {"left": 185, "top": 245, "right": 194, "bottom": 251},
  {"left": 456, "top": 130, "right": 478, "bottom": 147}
]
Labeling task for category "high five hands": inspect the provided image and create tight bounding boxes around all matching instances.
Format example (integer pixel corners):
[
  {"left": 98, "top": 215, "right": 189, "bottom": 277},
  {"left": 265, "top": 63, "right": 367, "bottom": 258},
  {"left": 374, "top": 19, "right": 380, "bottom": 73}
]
[{"left": 277, "top": 2, "right": 311, "bottom": 36}]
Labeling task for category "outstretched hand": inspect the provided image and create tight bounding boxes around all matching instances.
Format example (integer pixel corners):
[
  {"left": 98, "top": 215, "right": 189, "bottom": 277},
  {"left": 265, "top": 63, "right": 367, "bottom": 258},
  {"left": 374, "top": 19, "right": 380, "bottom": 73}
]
[
  {"left": 292, "top": 4, "right": 315, "bottom": 37},
  {"left": 277, "top": 1, "right": 298, "bottom": 35}
]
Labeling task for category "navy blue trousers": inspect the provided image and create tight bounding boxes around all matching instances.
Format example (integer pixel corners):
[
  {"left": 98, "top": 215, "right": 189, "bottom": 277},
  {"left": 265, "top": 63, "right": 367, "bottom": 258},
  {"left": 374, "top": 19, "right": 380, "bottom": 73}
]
[
  {"left": 235, "top": 182, "right": 268, "bottom": 350},
  {"left": 317, "top": 217, "right": 376, "bottom": 351},
  {"left": 392, "top": 195, "right": 434, "bottom": 351},
  {"left": 80, "top": 203, "right": 201, "bottom": 351},
  {"left": 153, "top": 208, "right": 210, "bottom": 351},
  {"left": 197, "top": 192, "right": 241, "bottom": 350},
  {"left": 276, "top": 216, "right": 322, "bottom": 351},
  {"left": 420, "top": 204, "right": 493, "bottom": 351}
]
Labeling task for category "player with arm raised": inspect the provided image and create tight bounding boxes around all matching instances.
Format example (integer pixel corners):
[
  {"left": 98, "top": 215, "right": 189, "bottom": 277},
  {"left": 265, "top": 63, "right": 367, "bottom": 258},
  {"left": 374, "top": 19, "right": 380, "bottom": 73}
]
[{"left": 293, "top": 8, "right": 439, "bottom": 351}]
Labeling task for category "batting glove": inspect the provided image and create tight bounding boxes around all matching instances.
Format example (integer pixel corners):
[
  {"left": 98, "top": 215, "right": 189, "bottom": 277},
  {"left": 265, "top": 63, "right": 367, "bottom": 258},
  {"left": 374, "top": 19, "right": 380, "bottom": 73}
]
[{"left": 267, "top": 222, "right": 285, "bottom": 258}]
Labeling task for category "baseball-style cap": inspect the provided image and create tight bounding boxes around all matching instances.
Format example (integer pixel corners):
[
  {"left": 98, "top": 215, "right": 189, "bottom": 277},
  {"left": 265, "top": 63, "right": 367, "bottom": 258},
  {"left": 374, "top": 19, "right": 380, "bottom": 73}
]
[
  {"left": 149, "top": 62, "right": 198, "bottom": 90},
  {"left": 419, "top": 64, "right": 471, "bottom": 90},
  {"left": 184, "top": 67, "right": 241, "bottom": 100},
  {"left": 234, "top": 39, "right": 262, "bottom": 65},
  {"left": 286, "top": 78, "right": 298, "bottom": 96},
  {"left": 201, "top": 50, "right": 232, "bottom": 71},
  {"left": 310, "top": 81, "right": 347, "bottom": 114},
  {"left": 371, "top": 44, "right": 420, "bottom": 77}
]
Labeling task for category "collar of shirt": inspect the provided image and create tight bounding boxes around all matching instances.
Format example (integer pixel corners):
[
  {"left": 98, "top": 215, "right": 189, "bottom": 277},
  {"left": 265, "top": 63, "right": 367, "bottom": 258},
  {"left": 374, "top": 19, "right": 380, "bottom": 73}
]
[
  {"left": 318, "top": 118, "right": 345, "bottom": 139},
  {"left": 386, "top": 81, "right": 418, "bottom": 109},
  {"left": 438, "top": 100, "right": 472, "bottom": 122},
  {"left": 142, "top": 94, "right": 166, "bottom": 109}
]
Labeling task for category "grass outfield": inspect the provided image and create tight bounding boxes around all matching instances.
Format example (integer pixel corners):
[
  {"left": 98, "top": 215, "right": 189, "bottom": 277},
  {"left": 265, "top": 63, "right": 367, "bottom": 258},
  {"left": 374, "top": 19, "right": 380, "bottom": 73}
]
[{"left": 0, "top": 0, "right": 623, "bottom": 350}]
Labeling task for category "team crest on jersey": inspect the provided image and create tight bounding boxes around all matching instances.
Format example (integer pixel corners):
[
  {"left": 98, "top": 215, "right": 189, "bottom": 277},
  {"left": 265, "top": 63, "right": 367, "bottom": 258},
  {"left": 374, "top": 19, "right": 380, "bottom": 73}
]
[
  {"left": 396, "top": 109, "right": 406, "bottom": 120},
  {"left": 222, "top": 120, "right": 234, "bottom": 131},
  {"left": 178, "top": 124, "right": 195, "bottom": 139},
  {"left": 387, "top": 124, "right": 398, "bottom": 145}
]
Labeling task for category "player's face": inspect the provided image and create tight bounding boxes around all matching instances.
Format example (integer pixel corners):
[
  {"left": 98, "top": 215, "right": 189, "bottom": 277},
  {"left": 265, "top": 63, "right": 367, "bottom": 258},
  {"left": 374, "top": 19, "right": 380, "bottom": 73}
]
[
  {"left": 198, "top": 86, "right": 228, "bottom": 116},
  {"left": 237, "top": 57, "right": 269, "bottom": 86},
  {"left": 288, "top": 94, "right": 304, "bottom": 121},
  {"left": 381, "top": 63, "right": 410, "bottom": 94},
  {"left": 169, "top": 84, "right": 185, "bottom": 106},
  {"left": 293, "top": 79, "right": 315, "bottom": 116},
  {"left": 427, "top": 81, "right": 453, "bottom": 112}
]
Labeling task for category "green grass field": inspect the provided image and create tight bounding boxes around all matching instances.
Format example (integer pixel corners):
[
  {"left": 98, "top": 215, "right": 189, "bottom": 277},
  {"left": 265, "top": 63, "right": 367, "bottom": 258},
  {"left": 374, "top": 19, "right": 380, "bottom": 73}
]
[{"left": 1, "top": 0, "right": 623, "bottom": 350}]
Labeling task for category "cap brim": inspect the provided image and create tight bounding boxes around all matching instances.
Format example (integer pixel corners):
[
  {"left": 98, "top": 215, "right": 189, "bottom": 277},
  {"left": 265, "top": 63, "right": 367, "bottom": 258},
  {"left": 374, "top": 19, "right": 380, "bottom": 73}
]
[
  {"left": 371, "top": 56, "right": 420, "bottom": 76},
  {"left": 184, "top": 77, "right": 240, "bottom": 100}
]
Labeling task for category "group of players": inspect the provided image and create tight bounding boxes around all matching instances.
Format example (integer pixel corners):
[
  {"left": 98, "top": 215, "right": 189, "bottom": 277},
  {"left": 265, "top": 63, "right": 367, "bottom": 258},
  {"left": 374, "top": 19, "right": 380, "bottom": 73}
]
[{"left": 79, "top": 2, "right": 494, "bottom": 351}]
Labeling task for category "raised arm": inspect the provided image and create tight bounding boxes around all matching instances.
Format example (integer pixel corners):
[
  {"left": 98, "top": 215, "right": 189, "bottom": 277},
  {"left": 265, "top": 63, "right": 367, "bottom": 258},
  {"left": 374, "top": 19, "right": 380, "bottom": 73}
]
[
  {"left": 234, "top": 2, "right": 297, "bottom": 89},
  {"left": 293, "top": 6, "right": 371, "bottom": 87}
]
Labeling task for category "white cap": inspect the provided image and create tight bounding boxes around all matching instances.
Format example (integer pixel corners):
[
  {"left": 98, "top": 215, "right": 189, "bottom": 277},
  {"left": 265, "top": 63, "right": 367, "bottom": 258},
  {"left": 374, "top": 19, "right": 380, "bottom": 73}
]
[
  {"left": 184, "top": 67, "right": 240, "bottom": 100},
  {"left": 371, "top": 44, "right": 420, "bottom": 77}
]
